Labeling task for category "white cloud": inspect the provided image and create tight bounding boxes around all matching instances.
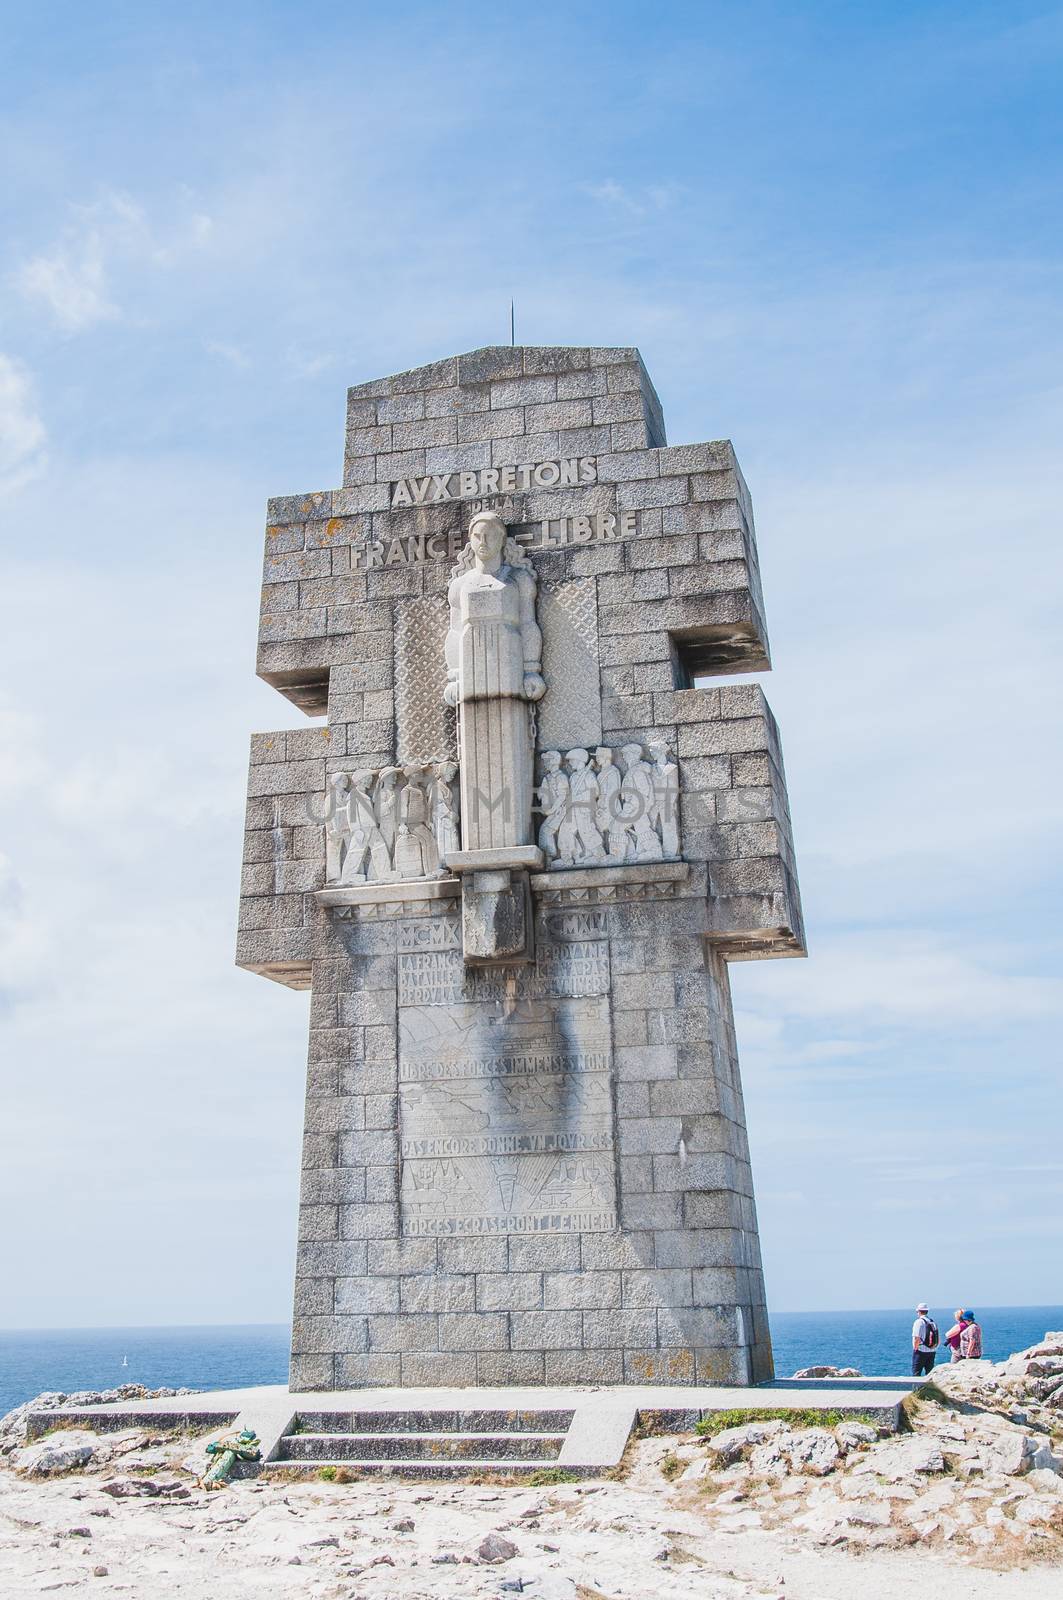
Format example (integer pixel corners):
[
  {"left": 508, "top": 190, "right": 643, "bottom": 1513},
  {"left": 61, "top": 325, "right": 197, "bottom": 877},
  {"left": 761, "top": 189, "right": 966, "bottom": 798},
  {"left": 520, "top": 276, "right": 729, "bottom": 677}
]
[
  {"left": 204, "top": 339, "right": 251, "bottom": 369},
  {"left": 287, "top": 348, "right": 336, "bottom": 380},
  {"left": 14, "top": 191, "right": 215, "bottom": 332},
  {"left": 0, "top": 355, "right": 47, "bottom": 493},
  {"left": 16, "top": 216, "right": 119, "bottom": 331},
  {"left": 584, "top": 179, "right": 683, "bottom": 216}
]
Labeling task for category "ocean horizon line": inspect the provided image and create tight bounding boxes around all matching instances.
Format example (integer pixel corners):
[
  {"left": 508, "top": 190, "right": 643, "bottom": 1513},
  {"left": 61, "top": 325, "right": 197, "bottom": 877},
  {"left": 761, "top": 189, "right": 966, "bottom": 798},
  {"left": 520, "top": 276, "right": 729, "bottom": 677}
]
[{"left": 3, "top": 1303, "right": 1061, "bottom": 1335}]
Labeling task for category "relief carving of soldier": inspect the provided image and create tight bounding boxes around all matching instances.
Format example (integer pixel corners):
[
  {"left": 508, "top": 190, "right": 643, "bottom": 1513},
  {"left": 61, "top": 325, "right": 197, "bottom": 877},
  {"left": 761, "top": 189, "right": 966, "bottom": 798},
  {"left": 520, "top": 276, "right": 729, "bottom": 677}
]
[
  {"left": 559, "top": 748, "right": 605, "bottom": 866},
  {"left": 593, "top": 746, "right": 627, "bottom": 860},
  {"left": 648, "top": 739, "right": 680, "bottom": 860},
  {"left": 536, "top": 750, "right": 568, "bottom": 865},
  {"left": 620, "top": 742, "right": 664, "bottom": 863}
]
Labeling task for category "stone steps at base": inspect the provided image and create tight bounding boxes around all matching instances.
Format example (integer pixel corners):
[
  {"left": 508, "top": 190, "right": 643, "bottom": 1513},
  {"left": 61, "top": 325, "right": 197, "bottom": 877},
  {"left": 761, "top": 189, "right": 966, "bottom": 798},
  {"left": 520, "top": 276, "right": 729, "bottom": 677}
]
[
  {"left": 260, "top": 1458, "right": 582, "bottom": 1480},
  {"left": 280, "top": 1432, "right": 565, "bottom": 1462},
  {"left": 290, "top": 1409, "right": 573, "bottom": 1435}
]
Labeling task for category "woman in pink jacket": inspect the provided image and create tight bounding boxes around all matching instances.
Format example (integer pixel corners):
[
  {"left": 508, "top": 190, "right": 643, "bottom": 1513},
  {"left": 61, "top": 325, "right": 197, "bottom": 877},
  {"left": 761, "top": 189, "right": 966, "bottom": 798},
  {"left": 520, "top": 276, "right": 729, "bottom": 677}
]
[{"left": 945, "top": 1309, "right": 969, "bottom": 1361}]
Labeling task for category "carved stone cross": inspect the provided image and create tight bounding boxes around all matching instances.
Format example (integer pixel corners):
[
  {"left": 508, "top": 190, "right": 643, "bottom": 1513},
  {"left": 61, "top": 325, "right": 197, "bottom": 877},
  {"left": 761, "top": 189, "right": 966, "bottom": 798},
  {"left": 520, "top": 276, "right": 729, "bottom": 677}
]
[{"left": 237, "top": 345, "right": 804, "bottom": 1392}]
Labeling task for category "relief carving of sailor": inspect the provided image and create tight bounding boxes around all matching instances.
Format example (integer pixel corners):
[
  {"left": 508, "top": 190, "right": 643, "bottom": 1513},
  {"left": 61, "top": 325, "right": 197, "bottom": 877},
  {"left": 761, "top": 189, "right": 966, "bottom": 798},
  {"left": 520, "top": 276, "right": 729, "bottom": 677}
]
[{"left": 444, "top": 510, "right": 545, "bottom": 852}]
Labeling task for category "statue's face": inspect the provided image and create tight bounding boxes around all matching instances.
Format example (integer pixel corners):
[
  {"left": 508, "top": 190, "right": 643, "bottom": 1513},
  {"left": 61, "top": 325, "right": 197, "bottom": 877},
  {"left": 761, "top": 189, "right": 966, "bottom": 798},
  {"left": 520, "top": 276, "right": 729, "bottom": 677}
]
[{"left": 470, "top": 514, "right": 505, "bottom": 562}]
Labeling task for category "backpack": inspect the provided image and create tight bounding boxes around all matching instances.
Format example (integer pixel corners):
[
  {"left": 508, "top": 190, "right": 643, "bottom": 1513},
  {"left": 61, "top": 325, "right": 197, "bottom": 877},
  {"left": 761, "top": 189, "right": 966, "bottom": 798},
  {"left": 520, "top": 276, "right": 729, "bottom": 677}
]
[
  {"left": 960, "top": 1322, "right": 981, "bottom": 1359},
  {"left": 922, "top": 1318, "right": 940, "bottom": 1350}
]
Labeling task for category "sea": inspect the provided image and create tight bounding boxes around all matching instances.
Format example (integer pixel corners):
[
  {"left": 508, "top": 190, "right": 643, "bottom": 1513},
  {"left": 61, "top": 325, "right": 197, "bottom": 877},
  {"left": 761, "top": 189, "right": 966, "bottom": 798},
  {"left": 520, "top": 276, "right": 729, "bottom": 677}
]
[{"left": 2, "top": 1307, "right": 1060, "bottom": 1418}]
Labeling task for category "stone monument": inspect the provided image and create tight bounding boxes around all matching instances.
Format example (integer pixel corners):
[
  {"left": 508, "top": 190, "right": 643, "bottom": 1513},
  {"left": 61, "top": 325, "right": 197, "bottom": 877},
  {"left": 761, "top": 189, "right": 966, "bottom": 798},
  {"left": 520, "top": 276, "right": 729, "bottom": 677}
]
[{"left": 237, "top": 345, "right": 805, "bottom": 1389}]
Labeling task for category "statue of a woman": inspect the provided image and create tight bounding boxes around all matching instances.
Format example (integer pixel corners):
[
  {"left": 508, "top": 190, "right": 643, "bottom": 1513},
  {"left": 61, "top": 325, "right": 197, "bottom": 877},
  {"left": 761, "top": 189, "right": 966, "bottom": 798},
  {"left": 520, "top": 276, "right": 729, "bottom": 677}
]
[{"left": 444, "top": 511, "right": 545, "bottom": 852}]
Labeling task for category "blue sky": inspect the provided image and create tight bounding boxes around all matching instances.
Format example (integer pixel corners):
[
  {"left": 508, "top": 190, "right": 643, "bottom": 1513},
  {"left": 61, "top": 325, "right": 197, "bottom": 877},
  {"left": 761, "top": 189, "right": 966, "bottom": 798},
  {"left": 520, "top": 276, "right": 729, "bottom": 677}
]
[{"left": 1, "top": 0, "right": 1061, "bottom": 1327}]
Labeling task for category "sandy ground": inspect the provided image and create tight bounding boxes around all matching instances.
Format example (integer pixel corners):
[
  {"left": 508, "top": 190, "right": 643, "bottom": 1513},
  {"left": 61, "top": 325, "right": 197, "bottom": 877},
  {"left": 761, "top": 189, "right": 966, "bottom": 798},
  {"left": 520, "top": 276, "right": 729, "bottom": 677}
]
[{"left": 2, "top": 1438, "right": 1061, "bottom": 1600}]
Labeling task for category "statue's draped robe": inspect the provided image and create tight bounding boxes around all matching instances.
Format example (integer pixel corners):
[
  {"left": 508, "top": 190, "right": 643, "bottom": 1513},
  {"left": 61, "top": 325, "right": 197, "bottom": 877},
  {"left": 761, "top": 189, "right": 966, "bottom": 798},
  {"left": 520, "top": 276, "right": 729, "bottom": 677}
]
[{"left": 450, "top": 565, "right": 535, "bottom": 851}]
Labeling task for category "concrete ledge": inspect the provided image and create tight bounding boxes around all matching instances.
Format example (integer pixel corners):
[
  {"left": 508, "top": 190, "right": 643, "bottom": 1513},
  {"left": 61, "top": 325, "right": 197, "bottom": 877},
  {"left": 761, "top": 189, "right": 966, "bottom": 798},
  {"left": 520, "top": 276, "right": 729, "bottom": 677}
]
[
  {"left": 26, "top": 1380, "right": 911, "bottom": 1477},
  {"left": 447, "top": 847, "right": 544, "bottom": 872},
  {"left": 316, "top": 878, "right": 460, "bottom": 907},
  {"left": 531, "top": 861, "right": 690, "bottom": 891},
  {"left": 26, "top": 1408, "right": 239, "bottom": 1442}
]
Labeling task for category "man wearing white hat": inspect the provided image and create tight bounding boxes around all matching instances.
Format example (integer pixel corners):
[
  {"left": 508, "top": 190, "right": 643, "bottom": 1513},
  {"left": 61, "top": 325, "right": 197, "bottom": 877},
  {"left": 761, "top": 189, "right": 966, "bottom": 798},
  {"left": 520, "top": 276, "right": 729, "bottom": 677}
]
[{"left": 911, "top": 1303, "right": 940, "bottom": 1377}]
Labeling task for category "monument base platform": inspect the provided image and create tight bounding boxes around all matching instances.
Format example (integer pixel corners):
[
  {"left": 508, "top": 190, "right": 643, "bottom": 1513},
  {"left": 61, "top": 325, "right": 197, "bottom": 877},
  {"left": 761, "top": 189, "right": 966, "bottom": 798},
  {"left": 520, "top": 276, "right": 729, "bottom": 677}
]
[{"left": 28, "top": 1378, "right": 915, "bottom": 1479}]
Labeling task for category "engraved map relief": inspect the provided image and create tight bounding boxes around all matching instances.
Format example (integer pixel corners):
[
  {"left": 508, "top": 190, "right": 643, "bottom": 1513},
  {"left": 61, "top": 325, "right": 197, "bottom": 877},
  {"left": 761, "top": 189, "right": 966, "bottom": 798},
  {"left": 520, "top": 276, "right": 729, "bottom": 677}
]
[
  {"left": 537, "top": 578, "right": 602, "bottom": 751},
  {"left": 394, "top": 595, "right": 457, "bottom": 764},
  {"left": 397, "top": 932, "right": 617, "bottom": 1237}
]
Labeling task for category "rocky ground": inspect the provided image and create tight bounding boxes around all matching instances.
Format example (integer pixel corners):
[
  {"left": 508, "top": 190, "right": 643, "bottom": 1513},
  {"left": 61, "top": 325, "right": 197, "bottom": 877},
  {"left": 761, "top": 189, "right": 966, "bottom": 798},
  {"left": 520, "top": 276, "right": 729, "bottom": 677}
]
[{"left": 1, "top": 1338, "right": 1061, "bottom": 1599}]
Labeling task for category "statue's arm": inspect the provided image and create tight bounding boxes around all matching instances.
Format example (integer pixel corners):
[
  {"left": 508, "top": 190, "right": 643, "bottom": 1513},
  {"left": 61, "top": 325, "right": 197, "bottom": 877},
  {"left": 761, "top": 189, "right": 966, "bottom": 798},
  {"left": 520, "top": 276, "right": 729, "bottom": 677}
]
[
  {"left": 443, "top": 577, "right": 462, "bottom": 706},
  {"left": 517, "top": 569, "right": 545, "bottom": 700},
  {"left": 517, "top": 570, "right": 542, "bottom": 673}
]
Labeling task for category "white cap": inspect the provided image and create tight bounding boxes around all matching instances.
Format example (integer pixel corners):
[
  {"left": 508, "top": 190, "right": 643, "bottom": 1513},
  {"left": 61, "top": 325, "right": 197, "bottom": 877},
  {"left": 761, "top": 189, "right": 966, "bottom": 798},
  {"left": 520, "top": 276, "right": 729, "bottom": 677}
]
[{"left": 916, "top": 1303, "right": 929, "bottom": 1313}]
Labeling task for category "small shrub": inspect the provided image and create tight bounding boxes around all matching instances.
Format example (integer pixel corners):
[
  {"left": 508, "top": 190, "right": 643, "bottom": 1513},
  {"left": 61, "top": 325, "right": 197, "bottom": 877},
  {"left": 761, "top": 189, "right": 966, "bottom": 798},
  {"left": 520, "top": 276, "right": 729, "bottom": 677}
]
[
  {"left": 659, "top": 1452, "right": 683, "bottom": 1480},
  {"left": 901, "top": 1383, "right": 952, "bottom": 1427},
  {"left": 527, "top": 1468, "right": 579, "bottom": 1486},
  {"left": 317, "top": 1465, "right": 337, "bottom": 1482}
]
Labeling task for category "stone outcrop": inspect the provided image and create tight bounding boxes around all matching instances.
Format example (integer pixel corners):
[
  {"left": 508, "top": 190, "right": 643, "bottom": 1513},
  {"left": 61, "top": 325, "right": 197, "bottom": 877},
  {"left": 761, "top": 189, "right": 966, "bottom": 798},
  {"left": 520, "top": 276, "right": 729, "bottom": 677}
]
[
  {"left": 687, "top": 1335, "right": 1063, "bottom": 1554},
  {"left": 0, "top": 1386, "right": 194, "bottom": 1460}
]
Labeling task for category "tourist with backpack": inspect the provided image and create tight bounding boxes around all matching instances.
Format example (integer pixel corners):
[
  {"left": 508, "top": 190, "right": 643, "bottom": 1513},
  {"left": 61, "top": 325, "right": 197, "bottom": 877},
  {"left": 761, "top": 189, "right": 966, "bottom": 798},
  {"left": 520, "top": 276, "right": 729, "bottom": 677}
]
[{"left": 911, "top": 1302, "right": 940, "bottom": 1376}]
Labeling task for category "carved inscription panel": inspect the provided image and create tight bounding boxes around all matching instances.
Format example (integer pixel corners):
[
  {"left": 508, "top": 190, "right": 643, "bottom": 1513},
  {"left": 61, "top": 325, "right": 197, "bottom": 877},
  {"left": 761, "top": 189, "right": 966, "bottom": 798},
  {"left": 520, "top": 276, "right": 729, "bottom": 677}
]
[{"left": 396, "top": 919, "right": 617, "bottom": 1238}]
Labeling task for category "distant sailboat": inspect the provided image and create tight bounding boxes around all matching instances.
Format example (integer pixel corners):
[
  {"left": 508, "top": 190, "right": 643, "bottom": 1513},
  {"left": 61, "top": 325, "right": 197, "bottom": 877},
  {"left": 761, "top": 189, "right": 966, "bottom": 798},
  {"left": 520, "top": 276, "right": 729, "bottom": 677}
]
[{"left": 121, "top": 1356, "right": 128, "bottom": 1368}]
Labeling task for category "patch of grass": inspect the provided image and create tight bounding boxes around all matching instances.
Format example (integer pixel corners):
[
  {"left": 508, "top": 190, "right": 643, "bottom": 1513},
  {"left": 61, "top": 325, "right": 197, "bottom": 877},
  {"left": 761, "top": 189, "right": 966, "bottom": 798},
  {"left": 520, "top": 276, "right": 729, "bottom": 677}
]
[
  {"left": 659, "top": 1452, "right": 684, "bottom": 1481},
  {"left": 317, "top": 1465, "right": 338, "bottom": 1482},
  {"left": 527, "top": 1468, "right": 580, "bottom": 1487},
  {"left": 695, "top": 1407, "right": 850, "bottom": 1437},
  {"left": 901, "top": 1383, "right": 953, "bottom": 1426}
]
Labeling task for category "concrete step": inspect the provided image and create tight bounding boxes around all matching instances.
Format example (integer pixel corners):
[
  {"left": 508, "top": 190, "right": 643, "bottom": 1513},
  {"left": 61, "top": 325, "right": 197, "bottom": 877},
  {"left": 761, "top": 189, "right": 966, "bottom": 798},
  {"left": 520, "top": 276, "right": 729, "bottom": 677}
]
[
  {"left": 279, "top": 1431, "right": 565, "bottom": 1462},
  {"left": 263, "top": 1457, "right": 581, "bottom": 1480},
  {"left": 289, "top": 1408, "right": 573, "bottom": 1434}
]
